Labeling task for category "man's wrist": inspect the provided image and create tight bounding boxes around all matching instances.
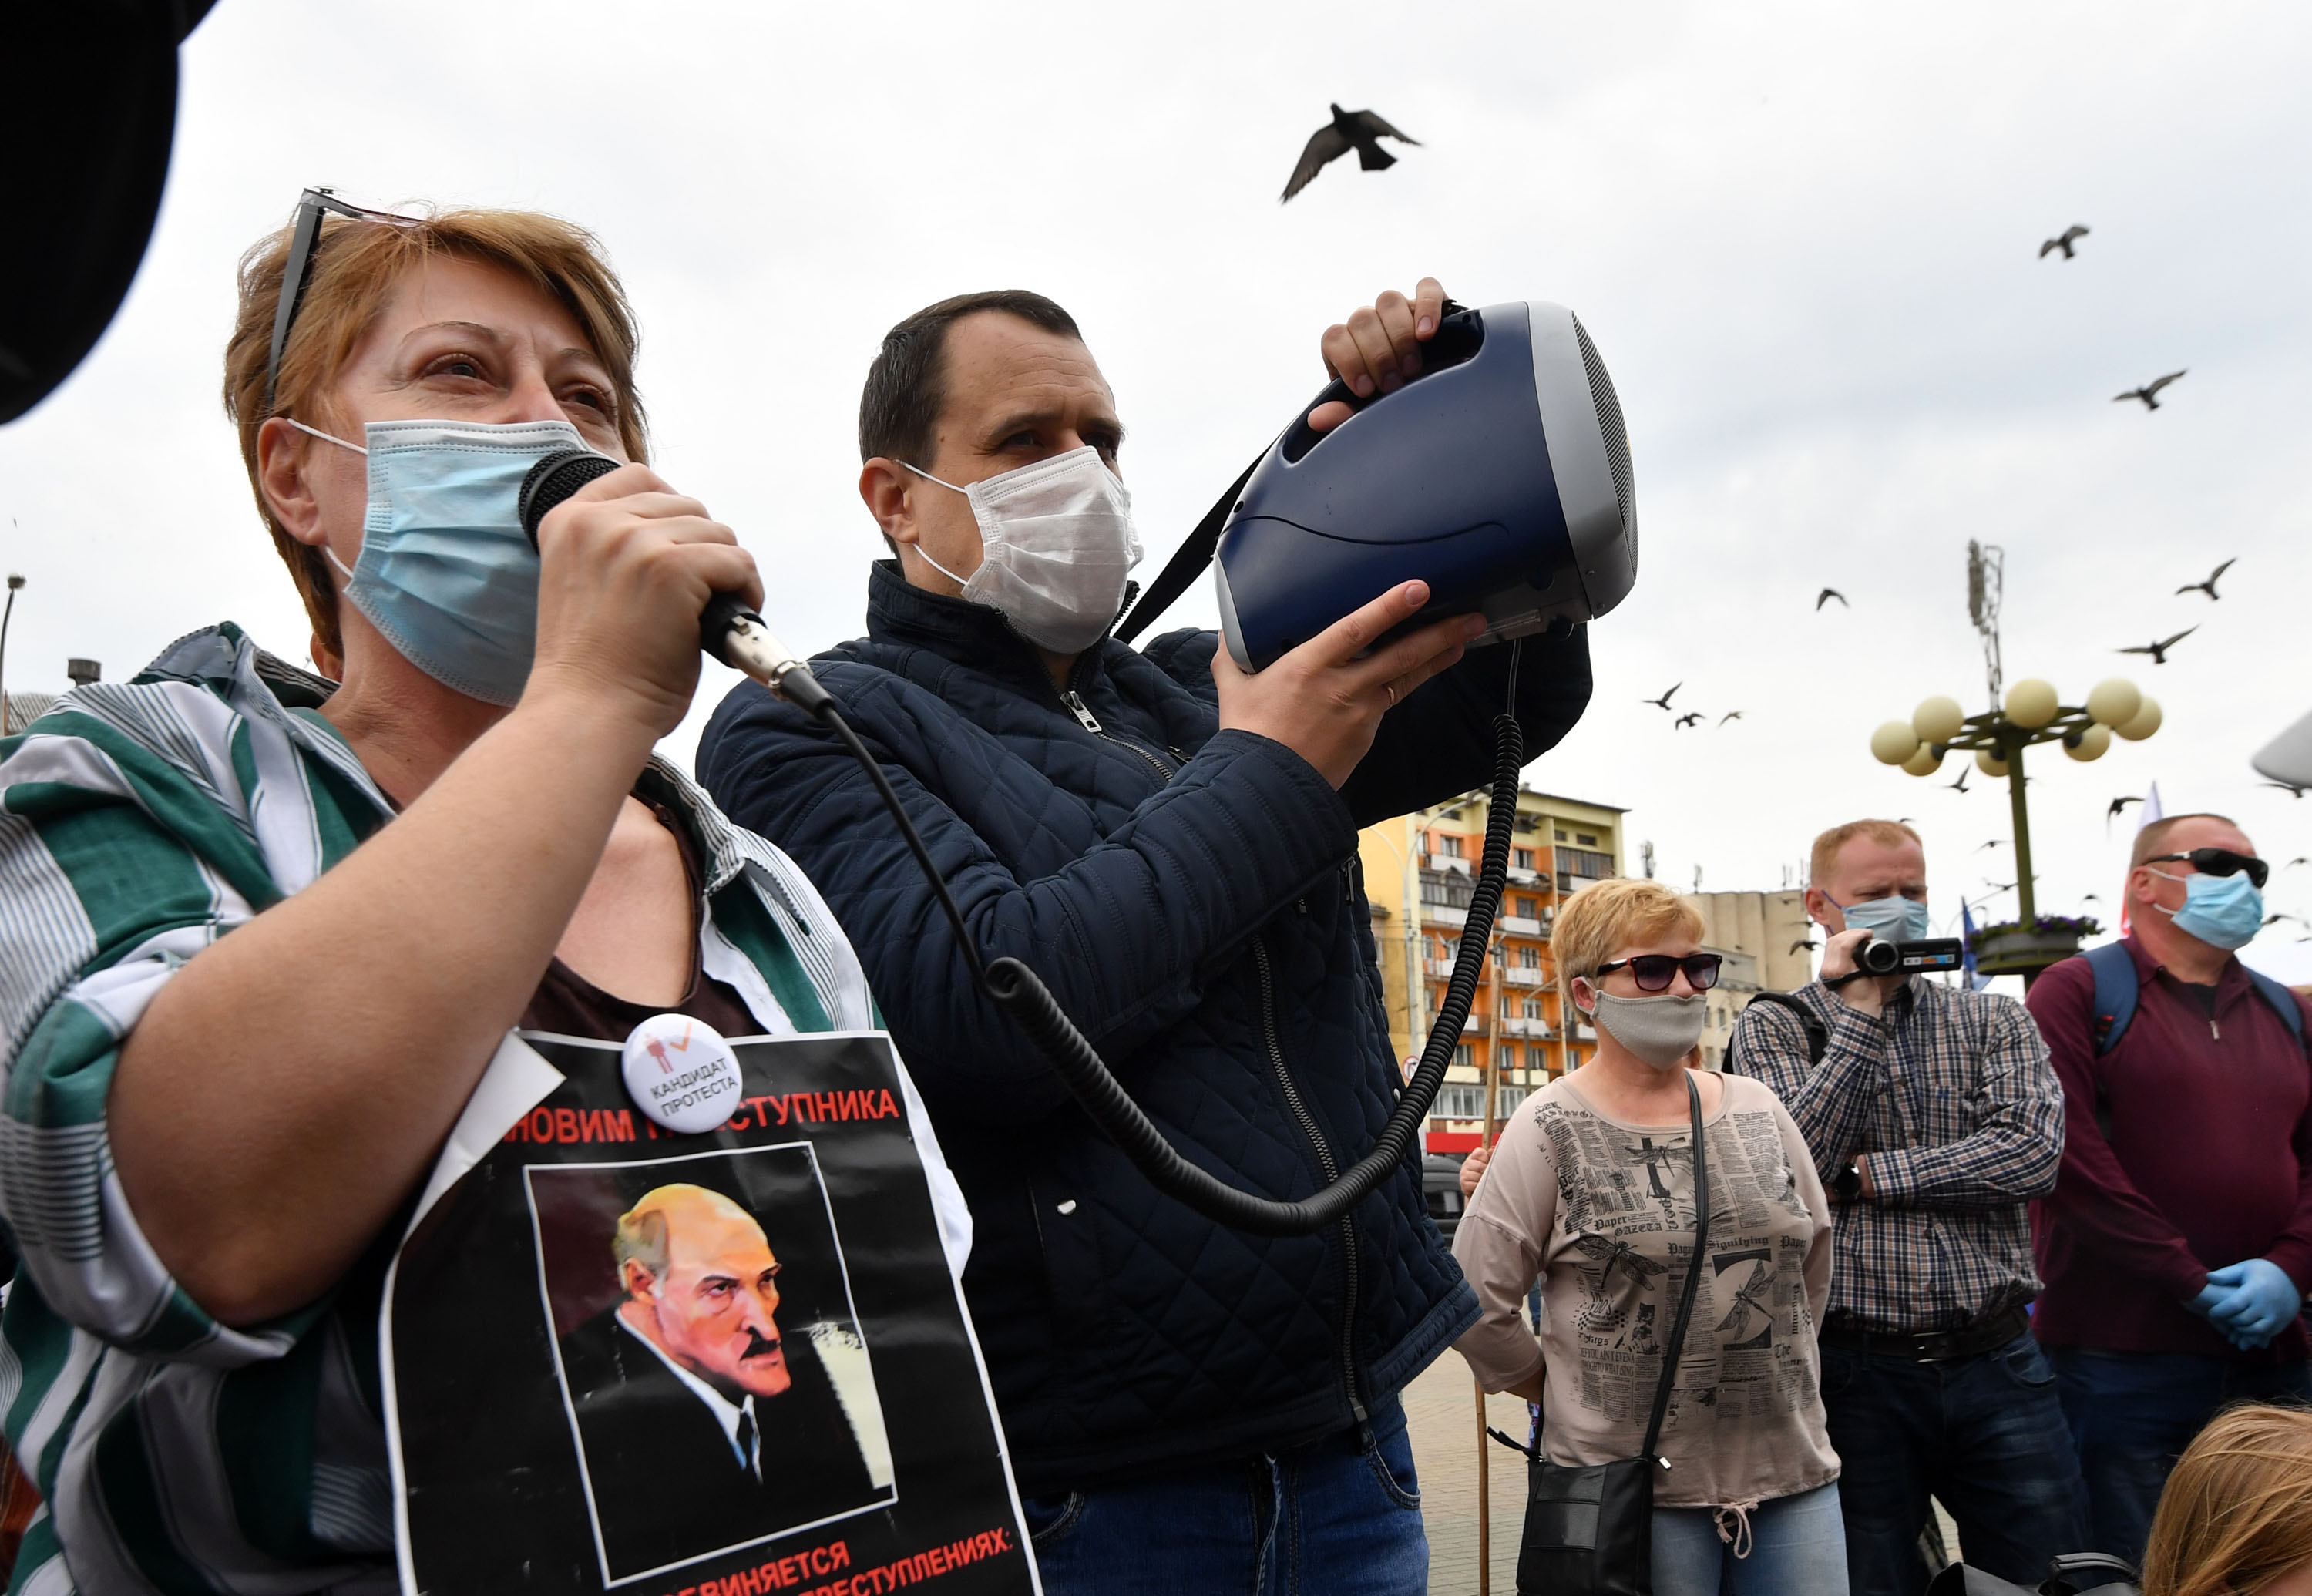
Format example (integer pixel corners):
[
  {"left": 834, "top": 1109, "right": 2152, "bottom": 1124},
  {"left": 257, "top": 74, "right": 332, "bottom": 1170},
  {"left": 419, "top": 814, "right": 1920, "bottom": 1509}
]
[{"left": 1833, "top": 1158, "right": 1873, "bottom": 1202}]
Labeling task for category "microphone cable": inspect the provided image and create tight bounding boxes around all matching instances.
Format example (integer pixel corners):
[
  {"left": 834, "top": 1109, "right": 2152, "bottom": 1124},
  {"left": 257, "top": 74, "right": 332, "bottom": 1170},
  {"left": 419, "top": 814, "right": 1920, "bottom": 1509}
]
[{"left": 520, "top": 449, "right": 1526, "bottom": 1237}]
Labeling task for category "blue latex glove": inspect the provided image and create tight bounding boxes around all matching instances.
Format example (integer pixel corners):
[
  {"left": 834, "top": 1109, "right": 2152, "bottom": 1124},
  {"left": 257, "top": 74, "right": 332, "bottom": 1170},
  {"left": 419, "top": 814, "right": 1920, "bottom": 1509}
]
[
  {"left": 2204, "top": 1259, "right": 2302, "bottom": 1347},
  {"left": 2184, "top": 1280, "right": 2228, "bottom": 1319}
]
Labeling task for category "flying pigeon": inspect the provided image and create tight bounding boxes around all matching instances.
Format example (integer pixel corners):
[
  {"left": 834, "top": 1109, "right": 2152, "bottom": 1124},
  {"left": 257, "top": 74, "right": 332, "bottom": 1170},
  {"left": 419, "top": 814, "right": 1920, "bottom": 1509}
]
[
  {"left": 2108, "top": 795, "right": 2143, "bottom": 821},
  {"left": 2039, "top": 225, "right": 2089, "bottom": 260},
  {"left": 2285, "top": 858, "right": 2309, "bottom": 870},
  {"left": 1719, "top": 711, "right": 1744, "bottom": 726},
  {"left": 2117, "top": 627, "right": 2196, "bottom": 664},
  {"left": 2263, "top": 781, "right": 2310, "bottom": 799},
  {"left": 1816, "top": 588, "right": 1848, "bottom": 611},
  {"left": 2263, "top": 912, "right": 2310, "bottom": 932},
  {"left": 1642, "top": 682, "right": 1682, "bottom": 711},
  {"left": 2176, "top": 558, "right": 2235, "bottom": 600},
  {"left": 1282, "top": 104, "right": 1422, "bottom": 203},
  {"left": 1674, "top": 711, "right": 1703, "bottom": 729},
  {"left": 1947, "top": 769, "right": 1972, "bottom": 795},
  {"left": 2114, "top": 371, "right": 2186, "bottom": 411},
  {"left": 1977, "top": 839, "right": 2008, "bottom": 852},
  {"left": 1788, "top": 938, "right": 1819, "bottom": 956}
]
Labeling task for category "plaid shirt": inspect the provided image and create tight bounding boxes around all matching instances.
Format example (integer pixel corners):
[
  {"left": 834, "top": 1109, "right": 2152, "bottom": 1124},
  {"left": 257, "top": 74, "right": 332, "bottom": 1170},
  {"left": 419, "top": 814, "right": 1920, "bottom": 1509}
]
[
  {"left": 1730, "top": 976, "right": 2064, "bottom": 1334},
  {"left": 0, "top": 624, "right": 941, "bottom": 1595}
]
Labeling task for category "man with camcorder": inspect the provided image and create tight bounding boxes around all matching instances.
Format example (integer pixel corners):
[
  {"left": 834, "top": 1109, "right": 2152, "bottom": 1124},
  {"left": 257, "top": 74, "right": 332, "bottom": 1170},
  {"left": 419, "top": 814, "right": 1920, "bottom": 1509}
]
[
  {"left": 699, "top": 281, "right": 1592, "bottom": 1592},
  {"left": 1729, "top": 819, "right": 2087, "bottom": 1596},
  {"left": 2026, "top": 815, "right": 2312, "bottom": 1567}
]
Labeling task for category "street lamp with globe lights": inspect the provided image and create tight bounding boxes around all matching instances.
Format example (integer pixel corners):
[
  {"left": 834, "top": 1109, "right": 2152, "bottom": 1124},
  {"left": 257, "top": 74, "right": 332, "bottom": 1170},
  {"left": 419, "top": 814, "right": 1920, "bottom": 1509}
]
[{"left": 1869, "top": 677, "right": 2162, "bottom": 979}]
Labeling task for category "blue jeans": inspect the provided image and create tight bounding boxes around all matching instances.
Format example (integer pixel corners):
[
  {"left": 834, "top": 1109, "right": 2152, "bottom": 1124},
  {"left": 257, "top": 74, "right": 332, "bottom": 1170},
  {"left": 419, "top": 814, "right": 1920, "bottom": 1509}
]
[
  {"left": 1021, "top": 1395, "right": 1427, "bottom": 1595},
  {"left": 2046, "top": 1348, "right": 2312, "bottom": 1567},
  {"left": 1819, "top": 1331, "right": 2090, "bottom": 1596},
  {"left": 1652, "top": 1481, "right": 1850, "bottom": 1595}
]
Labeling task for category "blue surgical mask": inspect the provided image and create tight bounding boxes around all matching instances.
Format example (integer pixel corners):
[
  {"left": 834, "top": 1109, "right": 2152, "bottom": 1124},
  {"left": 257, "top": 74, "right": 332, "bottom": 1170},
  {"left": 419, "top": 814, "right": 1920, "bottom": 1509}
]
[
  {"left": 2150, "top": 867, "right": 2263, "bottom": 952},
  {"left": 291, "top": 416, "right": 586, "bottom": 705},
  {"left": 1827, "top": 892, "right": 1932, "bottom": 944}
]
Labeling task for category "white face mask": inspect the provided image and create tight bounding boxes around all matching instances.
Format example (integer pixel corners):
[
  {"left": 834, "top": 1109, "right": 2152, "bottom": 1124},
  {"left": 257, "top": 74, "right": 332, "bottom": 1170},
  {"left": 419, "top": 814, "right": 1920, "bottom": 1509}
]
[{"left": 904, "top": 446, "right": 1143, "bottom": 654}]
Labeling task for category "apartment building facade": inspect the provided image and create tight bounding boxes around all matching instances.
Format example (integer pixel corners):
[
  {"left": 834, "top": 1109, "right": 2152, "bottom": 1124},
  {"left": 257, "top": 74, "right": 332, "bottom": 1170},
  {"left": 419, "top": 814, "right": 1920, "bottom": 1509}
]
[
  {"left": 1682, "top": 889, "right": 1815, "bottom": 1070},
  {"left": 1359, "top": 786, "right": 1627, "bottom": 1153}
]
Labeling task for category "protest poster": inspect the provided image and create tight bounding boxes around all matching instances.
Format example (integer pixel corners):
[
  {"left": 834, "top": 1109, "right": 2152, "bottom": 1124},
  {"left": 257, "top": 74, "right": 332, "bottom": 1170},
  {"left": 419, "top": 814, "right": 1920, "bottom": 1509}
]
[{"left": 384, "top": 1030, "right": 1036, "bottom": 1596}]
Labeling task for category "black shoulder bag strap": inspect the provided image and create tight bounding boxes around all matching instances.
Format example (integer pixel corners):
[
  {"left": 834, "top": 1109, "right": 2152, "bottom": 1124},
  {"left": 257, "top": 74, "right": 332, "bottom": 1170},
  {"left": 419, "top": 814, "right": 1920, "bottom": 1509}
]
[
  {"left": 1642, "top": 1074, "right": 1712, "bottom": 1460},
  {"left": 1727, "top": 990, "right": 1827, "bottom": 1074}
]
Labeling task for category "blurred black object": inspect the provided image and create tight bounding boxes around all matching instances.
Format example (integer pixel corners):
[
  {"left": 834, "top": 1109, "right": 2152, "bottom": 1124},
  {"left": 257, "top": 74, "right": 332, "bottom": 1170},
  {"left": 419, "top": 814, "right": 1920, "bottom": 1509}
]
[
  {"left": 1924, "top": 1553, "right": 2141, "bottom": 1596},
  {"left": 1, "top": 1, "right": 217, "bottom": 424},
  {"left": 1420, "top": 1152, "right": 1466, "bottom": 1240}
]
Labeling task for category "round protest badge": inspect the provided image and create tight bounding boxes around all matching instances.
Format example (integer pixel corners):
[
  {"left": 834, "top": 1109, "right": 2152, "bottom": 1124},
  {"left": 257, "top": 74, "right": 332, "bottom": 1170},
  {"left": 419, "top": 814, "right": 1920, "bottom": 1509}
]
[{"left": 620, "top": 1013, "right": 743, "bottom": 1134}]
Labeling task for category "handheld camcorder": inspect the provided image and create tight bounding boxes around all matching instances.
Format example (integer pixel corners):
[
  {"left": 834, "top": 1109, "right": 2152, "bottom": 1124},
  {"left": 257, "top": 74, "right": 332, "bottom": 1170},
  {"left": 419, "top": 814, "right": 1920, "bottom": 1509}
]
[
  {"left": 1212, "top": 301, "right": 1638, "bottom": 672},
  {"left": 1853, "top": 936, "right": 1967, "bottom": 977}
]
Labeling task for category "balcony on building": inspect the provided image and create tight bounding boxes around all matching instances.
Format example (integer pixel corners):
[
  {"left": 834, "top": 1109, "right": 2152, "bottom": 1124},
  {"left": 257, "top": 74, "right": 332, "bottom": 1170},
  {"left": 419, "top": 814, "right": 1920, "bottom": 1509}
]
[{"left": 1554, "top": 845, "right": 1617, "bottom": 896}]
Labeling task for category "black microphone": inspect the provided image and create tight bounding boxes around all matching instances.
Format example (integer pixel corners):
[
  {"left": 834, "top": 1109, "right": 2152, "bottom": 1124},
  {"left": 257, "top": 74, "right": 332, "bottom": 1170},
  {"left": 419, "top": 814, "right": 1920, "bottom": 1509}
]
[{"left": 516, "top": 450, "right": 832, "bottom": 713}]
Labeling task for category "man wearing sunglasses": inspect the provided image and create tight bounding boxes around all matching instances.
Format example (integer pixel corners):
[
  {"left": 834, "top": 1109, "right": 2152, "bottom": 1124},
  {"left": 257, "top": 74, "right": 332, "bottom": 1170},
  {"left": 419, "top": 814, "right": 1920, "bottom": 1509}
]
[
  {"left": 2025, "top": 813, "right": 2312, "bottom": 1566},
  {"left": 1729, "top": 818, "right": 2083, "bottom": 1596}
]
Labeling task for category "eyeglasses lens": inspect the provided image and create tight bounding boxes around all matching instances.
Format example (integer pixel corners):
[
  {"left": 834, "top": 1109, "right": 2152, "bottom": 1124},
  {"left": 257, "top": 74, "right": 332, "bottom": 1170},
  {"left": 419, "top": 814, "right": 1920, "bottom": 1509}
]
[
  {"left": 1626, "top": 955, "right": 1723, "bottom": 993},
  {"left": 2193, "top": 849, "right": 2269, "bottom": 888}
]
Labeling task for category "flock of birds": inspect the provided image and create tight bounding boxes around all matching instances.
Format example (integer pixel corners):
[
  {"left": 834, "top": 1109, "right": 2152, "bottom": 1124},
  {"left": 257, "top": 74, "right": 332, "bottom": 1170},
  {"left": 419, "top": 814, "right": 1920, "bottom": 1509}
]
[
  {"left": 1635, "top": 551, "right": 2237, "bottom": 743},
  {"left": 2041, "top": 225, "right": 2192, "bottom": 410},
  {"left": 1285, "top": 135, "right": 2189, "bottom": 424},
  {"left": 1282, "top": 143, "right": 2283, "bottom": 929}
]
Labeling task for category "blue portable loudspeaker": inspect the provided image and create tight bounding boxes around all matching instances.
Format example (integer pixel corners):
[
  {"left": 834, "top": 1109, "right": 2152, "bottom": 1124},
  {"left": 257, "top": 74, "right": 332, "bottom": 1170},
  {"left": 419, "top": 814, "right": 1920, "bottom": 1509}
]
[{"left": 1200, "top": 301, "right": 1638, "bottom": 671}]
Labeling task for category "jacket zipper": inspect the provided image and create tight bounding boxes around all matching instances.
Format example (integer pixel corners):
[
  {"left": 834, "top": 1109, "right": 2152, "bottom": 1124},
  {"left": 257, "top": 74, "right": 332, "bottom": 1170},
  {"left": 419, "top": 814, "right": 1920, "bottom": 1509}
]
[
  {"left": 1251, "top": 936, "right": 1368, "bottom": 1433},
  {"left": 1059, "top": 688, "right": 1176, "bottom": 783}
]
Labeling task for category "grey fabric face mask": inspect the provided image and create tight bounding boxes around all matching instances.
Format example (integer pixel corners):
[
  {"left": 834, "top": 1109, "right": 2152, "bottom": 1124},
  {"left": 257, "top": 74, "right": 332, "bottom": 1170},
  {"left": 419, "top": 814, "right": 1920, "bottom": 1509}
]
[{"left": 1585, "top": 991, "right": 1708, "bottom": 1070}]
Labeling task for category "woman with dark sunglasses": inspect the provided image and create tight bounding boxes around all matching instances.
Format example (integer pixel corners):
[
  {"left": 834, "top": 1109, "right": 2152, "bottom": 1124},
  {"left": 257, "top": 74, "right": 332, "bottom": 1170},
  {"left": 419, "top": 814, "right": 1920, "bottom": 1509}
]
[{"left": 1452, "top": 877, "right": 1847, "bottom": 1594}]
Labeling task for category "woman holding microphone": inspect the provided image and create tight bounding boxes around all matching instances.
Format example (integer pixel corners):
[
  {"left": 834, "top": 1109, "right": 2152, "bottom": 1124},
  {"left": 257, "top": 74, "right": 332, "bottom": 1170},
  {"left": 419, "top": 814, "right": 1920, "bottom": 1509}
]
[
  {"left": 0, "top": 195, "right": 906, "bottom": 1593},
  {"left": 1453, "top": 878, "right": 1847, "bottom": 1594}
]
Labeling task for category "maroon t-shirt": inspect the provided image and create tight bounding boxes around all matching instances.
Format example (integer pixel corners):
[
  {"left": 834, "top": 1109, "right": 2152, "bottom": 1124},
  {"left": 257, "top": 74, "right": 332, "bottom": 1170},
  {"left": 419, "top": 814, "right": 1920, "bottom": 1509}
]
[
  {"left": 2028, "top": 936, "right": 2312, "bottom": 1360},
  {"left": 519, "top": 799, "right": 757, "bottom": 1043}
]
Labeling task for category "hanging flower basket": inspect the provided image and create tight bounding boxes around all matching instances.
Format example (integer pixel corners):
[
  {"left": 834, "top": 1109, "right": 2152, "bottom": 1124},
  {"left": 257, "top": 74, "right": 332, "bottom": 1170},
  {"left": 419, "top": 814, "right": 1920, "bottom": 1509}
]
[{"left": 1968, "top": 916, "right": 2100, "bottom": 978}]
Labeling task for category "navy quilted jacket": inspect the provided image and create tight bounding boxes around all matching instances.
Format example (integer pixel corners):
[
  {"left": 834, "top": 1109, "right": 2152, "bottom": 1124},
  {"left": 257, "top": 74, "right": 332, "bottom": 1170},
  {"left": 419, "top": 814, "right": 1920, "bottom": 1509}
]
[{"left": 699, "top": 561, "right": 1593, "bottom": 1493}]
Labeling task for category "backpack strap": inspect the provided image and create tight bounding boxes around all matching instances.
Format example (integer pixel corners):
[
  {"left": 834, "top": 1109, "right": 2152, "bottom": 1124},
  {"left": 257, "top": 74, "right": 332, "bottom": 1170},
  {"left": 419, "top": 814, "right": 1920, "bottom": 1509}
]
[
  {"left": 2083, "top": 942, "right": 2139, "bottom": 1057},
  {"left": 2245, "top": 968, "right": 2309, "bottom": 1051},
  {"left": 1728, "top": 990, "right": 1827, "bottom": 1074}
]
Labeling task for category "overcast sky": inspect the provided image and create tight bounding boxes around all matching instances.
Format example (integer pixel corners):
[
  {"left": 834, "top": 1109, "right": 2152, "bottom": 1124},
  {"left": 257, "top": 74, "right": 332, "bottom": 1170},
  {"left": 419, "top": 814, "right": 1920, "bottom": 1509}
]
[{"left": 5, "top": 1, "right": 2310, "bottom": 982}]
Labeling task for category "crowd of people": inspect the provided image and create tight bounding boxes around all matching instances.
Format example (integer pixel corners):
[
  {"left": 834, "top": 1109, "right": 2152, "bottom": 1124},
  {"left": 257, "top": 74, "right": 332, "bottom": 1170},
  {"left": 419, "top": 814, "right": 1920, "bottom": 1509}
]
[
  {"left": 1455, "top": 816, "right": 2312, "bottom": 1594},
  {"left": 0, "top": 192, "right": 2304, "bottom": 1596}
]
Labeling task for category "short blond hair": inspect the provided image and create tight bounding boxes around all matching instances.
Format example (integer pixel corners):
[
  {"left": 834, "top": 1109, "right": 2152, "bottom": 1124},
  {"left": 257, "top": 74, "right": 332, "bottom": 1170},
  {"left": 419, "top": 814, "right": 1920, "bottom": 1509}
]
[
  {"left": 1810, "top": 819, "right": 1924, "bottom": 892},
  {"left": 223, "top": 203, "right": 649, "bottom": 661},
  {"left": 2132, "top": 813, "right": 2243, "bottom": 869},
  {"left": 1552, "top": 878, "right": 1705, "bottom": 1011},
  {"left": 2140, "top": 1404, "right": 2312, "bottom": 1596}
]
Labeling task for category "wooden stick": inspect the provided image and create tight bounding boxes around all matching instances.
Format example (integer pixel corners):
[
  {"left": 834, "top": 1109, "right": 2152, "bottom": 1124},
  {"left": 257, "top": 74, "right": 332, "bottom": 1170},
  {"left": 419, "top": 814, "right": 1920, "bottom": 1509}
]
[
  {"left": 1476, "top": 922, "right": 1505, "bottom": 1594},
  {"left": 1476, "top": 1372, "right": 1491, "bottom": 1595}
]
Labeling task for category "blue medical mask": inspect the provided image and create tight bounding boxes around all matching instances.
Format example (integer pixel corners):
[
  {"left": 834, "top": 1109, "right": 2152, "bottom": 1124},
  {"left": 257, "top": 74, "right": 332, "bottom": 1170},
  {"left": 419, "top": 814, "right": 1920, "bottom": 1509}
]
[
  {"left": 2150, "top": 867, "right": 2263, "bottom": 952},
  {"left": 291, "top": 416, "right": 586, "bottom": 705},
  {"left": 1827, "top": 892, "right": 1932, "bottom": 944}
]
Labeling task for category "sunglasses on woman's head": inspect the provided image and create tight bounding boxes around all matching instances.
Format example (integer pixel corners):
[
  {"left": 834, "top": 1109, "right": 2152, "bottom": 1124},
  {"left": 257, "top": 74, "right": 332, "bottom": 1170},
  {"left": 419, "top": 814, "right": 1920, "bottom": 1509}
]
[
  {"left": 1592, "top": 953, "right": 1722, "bottom": 993},
  {"left": 262, "top": 186, "right": 424, "bottom": 412},
  {"left": 2146, "top": 848, "right": 2269, "bottom": 889}
]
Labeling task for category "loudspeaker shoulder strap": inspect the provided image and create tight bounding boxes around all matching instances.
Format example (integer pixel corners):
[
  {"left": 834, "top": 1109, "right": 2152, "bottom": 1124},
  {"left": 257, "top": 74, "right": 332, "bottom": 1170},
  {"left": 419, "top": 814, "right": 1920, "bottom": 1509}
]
[
  {"left": 1639, "top": 1073, "right": 1711, "bottom": 1460},
  {"left": 1112, "top": 451, "right": 1264, "bottom": 646}
]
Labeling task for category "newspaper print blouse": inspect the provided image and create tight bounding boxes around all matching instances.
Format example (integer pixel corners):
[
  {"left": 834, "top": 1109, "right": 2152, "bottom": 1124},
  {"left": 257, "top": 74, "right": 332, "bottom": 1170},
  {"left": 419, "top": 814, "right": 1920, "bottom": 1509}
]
[{"left": 1451, "top": 1070, "right": 1840, "bottom": 1511}]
